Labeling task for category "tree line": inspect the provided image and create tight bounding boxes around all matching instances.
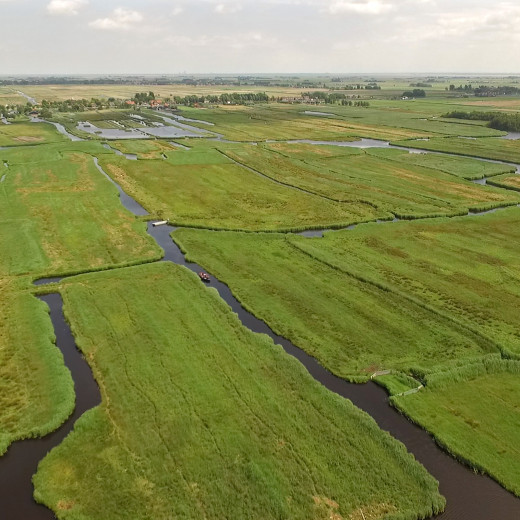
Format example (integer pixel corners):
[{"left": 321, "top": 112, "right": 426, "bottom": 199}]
[{"left": 443, "top": 110, "right": 520, "bottom": 132}]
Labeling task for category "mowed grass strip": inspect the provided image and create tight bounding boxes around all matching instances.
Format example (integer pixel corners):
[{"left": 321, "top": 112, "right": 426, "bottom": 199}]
[
  {"left": 391, "top": 359, "right": 520, "bottom": 496},
  {"left": 392, "top": 136, "right": 520, "bottom": 164},
  {"left": 0, "top": 288, "right": 74, "bottom": 455},
  {"left": 98, "top": 150, "right": 384, "bottom": 231},
  {"left": 33, "top": 262, "right": 444, "bottom": 520},
  {"left": 0, "top": 144, "right": 161, "bottom": 278},
  {"left": 220, "top": 142, "right": 520, "bottom": 218},
  {"left": 291, "top": 208, "right": 520, "bottom": 358},
  {"left": 172, "top": 229, "right": 496, "bottom": 380}
]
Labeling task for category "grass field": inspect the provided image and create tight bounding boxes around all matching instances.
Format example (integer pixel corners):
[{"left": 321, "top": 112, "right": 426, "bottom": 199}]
[
  {"left": 393, "top": 136, "right": 520, "bottom": 164},
  {"left": 98, "top": 149, "right": 385, "bottom": 231},
  {"left": 172, "top": 229, "right": 497, "bottom": 380},
  {"left": 33, "top": 262, "right": 444, "bottom": 520},
  {"left": 367, "top": 147, "right": 515, "bottom": 180},
  {"left": 108, "top": 139, "right": 176, "bottom": 159},
  {"left": 0, "top": 142, "right": 160, "bottom": 279},
  {"left": 488, "top": 173, "right": 520, "bottom": 191},
  {"left": 0, "top": 289, "right": 74, "bottom": 456},
  {"left": 291, "top": 208, "right": 520, "bottom": 359},
  {"left": 218, "top": 142, "right": 519, "bottom": 218},
  {"left": 391, "top": 358, "right": 520, "bottom": 496},
  {"left": 0, "top": 121, "right": 68, "bottom": 147}
]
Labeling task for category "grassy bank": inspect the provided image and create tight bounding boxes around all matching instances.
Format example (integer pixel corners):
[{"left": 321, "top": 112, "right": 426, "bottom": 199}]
[
  {"left": 33, "top": 262, "right": 444, "bottom": 520},
  {"left": 0, "top": 288, "right": 74, "bottom": 455},
  {"left": 391, "top": 359, "right": 520, "bottom": 496}
]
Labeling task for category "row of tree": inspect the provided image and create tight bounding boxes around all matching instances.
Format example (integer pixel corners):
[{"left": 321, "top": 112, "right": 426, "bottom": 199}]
[
  {"left": 402, "top": 89, "right": 426, "bottom": 98},
  {"left": 442, "top": 110, "right": 520, "bottom": 132}
]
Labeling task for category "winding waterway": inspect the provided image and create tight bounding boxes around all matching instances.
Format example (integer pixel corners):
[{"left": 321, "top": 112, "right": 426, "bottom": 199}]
[
  {"left": 8, "top": 120, "right": 520, "bottom": 518},
  {"left": 0, "top": 294, "right": 100, "bottom": 520}
]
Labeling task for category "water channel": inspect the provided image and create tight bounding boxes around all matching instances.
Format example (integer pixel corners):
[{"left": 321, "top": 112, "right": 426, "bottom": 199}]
[{"left": 6, "top": 121, "right": 520, "bottom": 519}]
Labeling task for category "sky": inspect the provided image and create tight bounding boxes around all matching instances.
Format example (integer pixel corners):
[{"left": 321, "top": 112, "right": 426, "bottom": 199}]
[{"left": 1, "top": 0, "right": 519, "bottom": 74}]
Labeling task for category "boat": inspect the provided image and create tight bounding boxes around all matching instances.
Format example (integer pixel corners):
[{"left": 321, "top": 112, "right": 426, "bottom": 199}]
[{"left": 198, "top": 272, "right": 210, "bottom": 282}]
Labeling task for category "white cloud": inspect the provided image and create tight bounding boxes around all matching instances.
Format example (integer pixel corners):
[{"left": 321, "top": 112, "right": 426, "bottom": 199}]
[
  {"left": 328, "top": 0, "right": 393, "bottom": 15},
  {"left": 89, "top": 8, "right": 143, "bottom": 30},
  {"left": 171, "top": 6, "right": 184, "bottom": 16},
  {"left": 47, "top": 0, "right": 87, "bottom": 16},
  {"left": 214, "top": 2, "right": 242, "bottom": 14}
]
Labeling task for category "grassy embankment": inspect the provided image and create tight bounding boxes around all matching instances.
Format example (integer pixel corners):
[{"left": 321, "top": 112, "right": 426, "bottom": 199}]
[
  {"left": 33, "top": 262, "right": 445, "bottom": 520},
  {"left": 97, "top": 147, "right": 386, "bottom": 232},
  {"left": 218, "top": 142, "right": 519, "bottom": 218}
]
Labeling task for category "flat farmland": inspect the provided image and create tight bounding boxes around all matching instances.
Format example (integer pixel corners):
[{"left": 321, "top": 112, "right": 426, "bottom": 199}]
[
  {"left": 0, "top": 121, "right": 68, "bottom": 147},
  {"left": 393, "top": 136, "right": 520, "bottom": 164},
  {"left": 0, "top": 288, "right": 74, "bottom": 456},
  {"left": 97, "top": 149, "right": 385, "bottom": 231},
  {"left": 292, "top": 208, "right": 520, "bottom": 359},
  {"left": 392, "top": 359, "right": 520, "bottom": 496},
  {"left": 172, "top": 229, "right": 497, "bottom": 380},
  {"left": 0, "top": 142, "right": 160, "bottom": 279},
  {"left": 219, "top": 142, "right": 519, "bottom": 218}
]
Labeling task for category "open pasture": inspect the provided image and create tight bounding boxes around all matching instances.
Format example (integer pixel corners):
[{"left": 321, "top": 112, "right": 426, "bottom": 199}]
[
  {"left": 33, "top": 262, "right": 444, "bottom": 520},
  {"left": 219, "top": 142, "right": 519, "bottom": 218},
  {"left": 108, "top": 139, "right": 176, "bottom": 159},
  {"left": 292, "top": 208, "right": 520, "bottom": 359},
  {"left": 98, "top": 149, "right": 384, "bottom": 231},
  {"left": 392, "top": 359, "right": 520, "bottom": 496},
  {"left": 370, "top": 148, "right": 515, "bottom": 180},
  {"left": 393, "top": 136, "right": 520, "bottom": 164},
  {"left": 0, "top": 143, "right": 160, "bottom": 279},
  {"left": 172, "top": 229, "right": 496, "bottom": 380},
  {"left": 0, "top": 121, "right": 67, "bottom": 147},
  {"left": 0, "top": 289, "right": 74, "bottom": 456}
]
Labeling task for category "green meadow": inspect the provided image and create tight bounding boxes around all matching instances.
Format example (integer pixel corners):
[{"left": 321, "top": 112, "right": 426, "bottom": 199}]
[
  {"left": 291, "top": 208, "right": 520, "bottom": 358},
  {"left": 0, "top": 142, "right": 160, "bottom": 279},
  {"left": 98, "top": 149, "right": 384, "bottom": 231},
  {"left": 392, "top": 359, "right": 520, "bottom": 497},
  {"left": 394, "top": 136, "right": 520, "bottom": 164},
  {"left": 108, "top": 139, "right": 176, "bottom": 159},
  {"left": 0, "top": 289, "right": 74, "bottom": 456},
  {"left": 33, "top": 262, "right": 444, "bottom": 520},
  {"left": 0, "top": 121, "right": 68, "bottom": 147},
  {"left": 172, "top": 229, "right": 496, "bottom": 380},
  {"left": 219, "top": 142, "right": 519, "bottom": 218}
]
